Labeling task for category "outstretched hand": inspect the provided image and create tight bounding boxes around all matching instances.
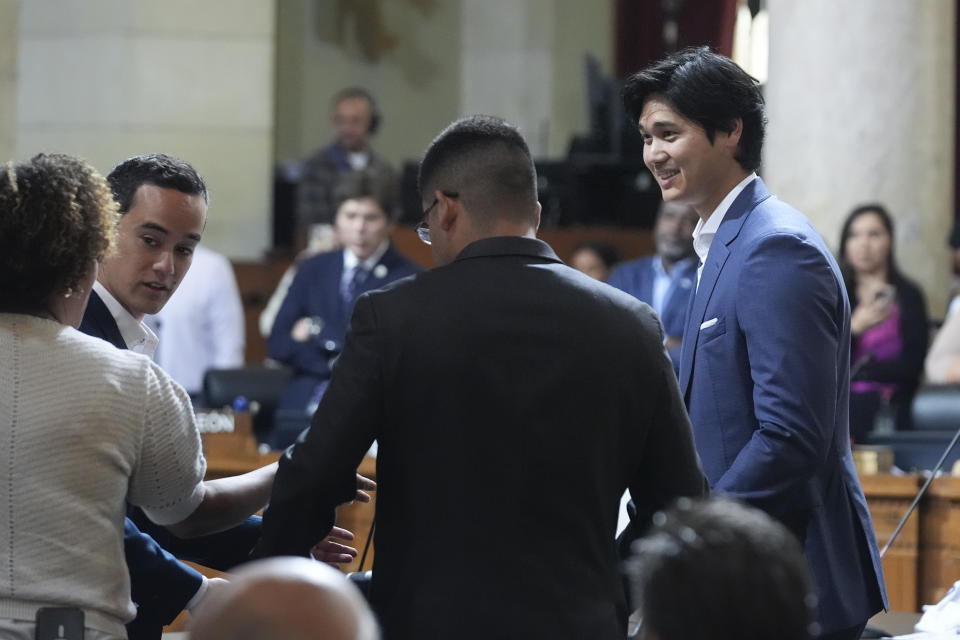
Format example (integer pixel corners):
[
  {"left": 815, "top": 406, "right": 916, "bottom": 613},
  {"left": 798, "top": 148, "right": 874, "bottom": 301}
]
[
  {"left": 355, "top": 473, "right": 376, "bottom": 503},
  {"left": 310, "top": 526, "right": 358, "bottom": 565}
]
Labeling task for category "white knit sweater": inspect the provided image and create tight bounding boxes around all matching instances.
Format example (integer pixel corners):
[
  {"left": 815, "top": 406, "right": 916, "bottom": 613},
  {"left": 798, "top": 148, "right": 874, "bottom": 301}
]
[{"left": 0, "top": 313, "right": 206, "bottom": 636}]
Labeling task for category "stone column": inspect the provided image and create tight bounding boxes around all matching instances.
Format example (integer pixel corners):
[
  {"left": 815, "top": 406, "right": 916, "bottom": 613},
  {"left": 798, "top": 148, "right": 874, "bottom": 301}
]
[
  {"left": 459, "top": 0, "right": 613, "bottom": 158},
  {"left": 763, "top": 0, "right": 955, "bottom": 316}
]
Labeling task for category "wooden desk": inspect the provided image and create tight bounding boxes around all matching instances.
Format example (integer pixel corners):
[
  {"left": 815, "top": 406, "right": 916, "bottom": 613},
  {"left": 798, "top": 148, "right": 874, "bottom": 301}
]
[
  {"left": 860, "top": 473, "right": 922, "bottom": 612},
  {"left": 920, "top": 476, "right": 960, "bottom": 605}
]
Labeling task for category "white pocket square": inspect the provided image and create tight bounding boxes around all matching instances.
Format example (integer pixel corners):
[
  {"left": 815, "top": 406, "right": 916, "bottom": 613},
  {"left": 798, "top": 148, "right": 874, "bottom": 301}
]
[{"left": 699, "top": 317, "right": 718, "bottom": 330}]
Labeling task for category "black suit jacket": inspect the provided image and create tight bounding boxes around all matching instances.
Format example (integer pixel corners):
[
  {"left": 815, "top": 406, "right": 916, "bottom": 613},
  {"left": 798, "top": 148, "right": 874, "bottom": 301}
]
[
  {"left": 255, "top": 237, "right": 707, "bottom": 639},
  {"left": 80, "top": 290, "right": 262, "bottom": 640}
]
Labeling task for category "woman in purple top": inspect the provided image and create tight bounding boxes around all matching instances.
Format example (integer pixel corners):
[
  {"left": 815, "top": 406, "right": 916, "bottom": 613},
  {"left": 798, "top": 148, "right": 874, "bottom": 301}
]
[{"left": 839, "top": 204, "right": 929, "bottom": 442}]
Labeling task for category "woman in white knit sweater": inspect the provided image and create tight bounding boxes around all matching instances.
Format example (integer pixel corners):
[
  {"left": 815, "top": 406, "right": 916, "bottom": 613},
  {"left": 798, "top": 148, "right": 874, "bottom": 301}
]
[{"left": 0, "top": 155, "right": 278, "bottom": 639}]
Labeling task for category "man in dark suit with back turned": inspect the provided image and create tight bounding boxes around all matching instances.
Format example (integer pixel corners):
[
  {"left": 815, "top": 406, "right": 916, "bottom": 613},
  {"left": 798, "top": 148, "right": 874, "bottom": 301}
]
[
  {"left": 253, "top": 115, "right": 708, "bottom": 639},
  {"left": 622, "top": 47, "right": 887, "bottom": 639}
]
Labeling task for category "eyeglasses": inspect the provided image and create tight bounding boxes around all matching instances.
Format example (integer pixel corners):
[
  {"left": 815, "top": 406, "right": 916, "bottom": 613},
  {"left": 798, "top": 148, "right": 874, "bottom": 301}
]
[{"left": 415, "top": 191, "right": 458, "bottom": 245}]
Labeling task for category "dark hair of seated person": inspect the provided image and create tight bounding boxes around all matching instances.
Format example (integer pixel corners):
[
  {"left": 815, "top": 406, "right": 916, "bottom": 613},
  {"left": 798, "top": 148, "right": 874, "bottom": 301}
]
[
  {"left": 0, "top": 154, "right": 118, "bottom": 314},
  {"left": 627, "top": 497, "right": 816, "bottom": 640}
]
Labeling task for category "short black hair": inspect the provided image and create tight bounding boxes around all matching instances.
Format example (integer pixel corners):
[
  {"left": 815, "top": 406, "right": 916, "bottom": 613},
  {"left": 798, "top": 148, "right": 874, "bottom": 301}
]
[
  {"left": 332, "top": 169, "right": 397, "bottom": 220},
  {"left": 107, "top": 153, "right": 208, "bottom": 215},
  {"left": 627, "top": 498, "right": 815, "bottom": 640},
  {"left": 572, "top": 242, "right": 620, "bottom": 269},
  {"left": 623, "top": 46, "right": 766, "bottom": 172},
  {"left": 418, "top": 115, "right": 538, "bottom": 226}
]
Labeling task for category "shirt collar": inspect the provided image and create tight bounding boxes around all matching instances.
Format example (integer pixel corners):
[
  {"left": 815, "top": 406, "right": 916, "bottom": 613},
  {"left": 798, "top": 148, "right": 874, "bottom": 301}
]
[
  {"left": 692, "top": 172, "right": 757, "bottom": 266},
  {"left": 343, "top": 240, "right": 390, "bottom": 273},
  {"left": 92, "top": 280, "right": 159, "bottom": 356}
]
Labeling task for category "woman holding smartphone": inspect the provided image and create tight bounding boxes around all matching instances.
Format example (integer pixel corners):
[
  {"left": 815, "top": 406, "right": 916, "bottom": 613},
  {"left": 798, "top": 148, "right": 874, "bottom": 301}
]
[{"left": 839, "top": 204, "right": 929, "bottom": 441}]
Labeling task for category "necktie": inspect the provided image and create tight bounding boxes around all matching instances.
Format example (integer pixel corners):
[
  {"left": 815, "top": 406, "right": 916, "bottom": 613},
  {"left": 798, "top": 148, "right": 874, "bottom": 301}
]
[{"left": 342, "top": 265, "right": 370, "bottom": 311}]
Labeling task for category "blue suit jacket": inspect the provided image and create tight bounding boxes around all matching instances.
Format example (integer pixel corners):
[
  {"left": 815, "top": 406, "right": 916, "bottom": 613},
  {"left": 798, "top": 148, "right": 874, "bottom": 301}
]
[
  {"left": 607, "top": 255, "right": 696, "bottom": 370},
  {"left": 678, "top": 178, "right": 887, "bottom": 633},
  {"left": 606, "top": 254, "right": 696, "bottom": 339},
  {"left": 80, "top": 291, "right": 261, "bottom": 640},
  {"left": 268, "top": 244, "right": 421, "bottom": 411}
]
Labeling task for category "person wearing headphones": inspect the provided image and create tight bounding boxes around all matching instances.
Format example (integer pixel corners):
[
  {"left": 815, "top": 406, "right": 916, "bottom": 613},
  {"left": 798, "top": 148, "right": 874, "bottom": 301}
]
[{"left": 295, "top": 87, "right": 399, "bottom": 252}]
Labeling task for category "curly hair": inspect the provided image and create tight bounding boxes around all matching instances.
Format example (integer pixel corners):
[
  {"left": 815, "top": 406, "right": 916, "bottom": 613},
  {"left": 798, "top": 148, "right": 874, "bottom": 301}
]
[{"left": 0, "top": 153, "right": 118, "bottom": 313}]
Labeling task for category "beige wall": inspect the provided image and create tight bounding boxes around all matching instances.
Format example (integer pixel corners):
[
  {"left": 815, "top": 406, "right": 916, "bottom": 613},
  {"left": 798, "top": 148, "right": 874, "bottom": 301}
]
[
  {"left": 14, "top": 0, "right": 275, "bottom": 259},
  {"left": 274, "top": 0, "right": 463, "bottom": 166},
  {"left": 0, "top": 0, "right": 18, "bottom": 163},
  {"left": 274, "top": 0, "right": 613, "bottom": 165}
]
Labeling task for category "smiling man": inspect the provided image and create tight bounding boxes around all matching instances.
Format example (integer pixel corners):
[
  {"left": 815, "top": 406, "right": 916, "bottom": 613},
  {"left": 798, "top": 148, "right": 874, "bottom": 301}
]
[{"left": 622, "top": 47, "right": 887, "bottom": 640}]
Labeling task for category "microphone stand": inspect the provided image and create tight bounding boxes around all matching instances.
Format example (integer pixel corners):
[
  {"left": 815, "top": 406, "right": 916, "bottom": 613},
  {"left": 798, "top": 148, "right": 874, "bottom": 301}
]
[{"left": 879, "top": 424, "right": 960, "bottom": 558}]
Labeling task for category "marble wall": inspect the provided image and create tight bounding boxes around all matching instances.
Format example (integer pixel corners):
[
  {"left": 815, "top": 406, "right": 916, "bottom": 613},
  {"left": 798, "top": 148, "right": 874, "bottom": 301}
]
[{"left": 13, "top": 0, "right": 275, "bottom": 259}]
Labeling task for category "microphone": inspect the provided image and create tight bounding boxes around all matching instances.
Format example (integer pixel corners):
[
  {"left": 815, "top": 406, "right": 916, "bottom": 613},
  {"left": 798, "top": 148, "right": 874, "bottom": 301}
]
[{"left": 879, "top": 424, "right": 960, "bottom": 558}]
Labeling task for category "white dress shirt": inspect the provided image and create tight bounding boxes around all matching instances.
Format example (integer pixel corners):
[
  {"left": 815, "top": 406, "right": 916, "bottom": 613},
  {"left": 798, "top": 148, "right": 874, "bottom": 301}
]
[
  {"left": 92, "top": 280, "right": 159, "bottom": 357},
  {"left": 340, "top": 240, "right": 390, "bottom": 292},
  {"left": 692, "top": 172, "right": 758, "bottom": 288}
]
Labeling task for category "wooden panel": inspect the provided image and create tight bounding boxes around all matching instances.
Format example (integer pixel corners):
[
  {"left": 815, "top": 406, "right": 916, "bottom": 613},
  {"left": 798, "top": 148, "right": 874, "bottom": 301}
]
[
  {"left": 920, "top": 477, "right": 960, "bottom": 605},
  {"left": 233, "top": 225, "right": 654, "bottom": 366},
  {"left": 860, "top": 473, "right": 922, "bottom": 612}
]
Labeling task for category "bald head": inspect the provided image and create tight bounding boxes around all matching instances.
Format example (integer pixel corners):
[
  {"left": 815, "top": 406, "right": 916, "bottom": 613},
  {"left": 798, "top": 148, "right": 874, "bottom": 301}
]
[{"left": 189, "top": 559, "right": 379, "bottom": 640}]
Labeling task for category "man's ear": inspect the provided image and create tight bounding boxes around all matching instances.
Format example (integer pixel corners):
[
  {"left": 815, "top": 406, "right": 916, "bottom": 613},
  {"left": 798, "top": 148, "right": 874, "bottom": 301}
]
[
  {"left": 725, "top": 118, "right": 744, "bottom": 153},
  {"left": 436, "top": 190, "right": 459, "bottom": 231},
  {"left": 534, "top": 201, "right": 542, "bottom": 232}
]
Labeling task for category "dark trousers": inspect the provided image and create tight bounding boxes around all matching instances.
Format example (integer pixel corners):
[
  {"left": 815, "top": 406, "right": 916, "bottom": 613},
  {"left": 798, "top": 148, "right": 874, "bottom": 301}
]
[{"left": 818, "top": 621, "right": 867, "bottom": 640}]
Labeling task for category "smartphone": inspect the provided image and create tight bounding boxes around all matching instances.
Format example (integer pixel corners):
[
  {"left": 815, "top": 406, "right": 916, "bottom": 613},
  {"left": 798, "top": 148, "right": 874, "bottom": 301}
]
[
  {"left": 874, "top": 285, "right": 895, "bottom": 303},
  {"left": 35, "top": 607, "right": 84, "bottom": 640}
]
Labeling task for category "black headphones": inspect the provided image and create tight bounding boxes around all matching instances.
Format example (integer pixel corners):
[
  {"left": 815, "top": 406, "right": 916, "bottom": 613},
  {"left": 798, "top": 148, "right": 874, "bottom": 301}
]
[{"left": 334, "top": 87, "right": 382, "bottom": 135}]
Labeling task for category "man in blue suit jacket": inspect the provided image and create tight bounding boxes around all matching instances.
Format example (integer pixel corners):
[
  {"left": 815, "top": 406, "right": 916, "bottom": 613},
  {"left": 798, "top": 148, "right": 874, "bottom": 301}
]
[
  {"left": 269, "top": 174, "right": 421, "bottom": 415},
  {"left": 79, "top": 154, "right": 265, "bottom": 640},
  {"left": 623, "top": 48, "right": 887, "bottom": 639},
  {"left": 607, "top": 200, "right": 698, "bottom": 368}
]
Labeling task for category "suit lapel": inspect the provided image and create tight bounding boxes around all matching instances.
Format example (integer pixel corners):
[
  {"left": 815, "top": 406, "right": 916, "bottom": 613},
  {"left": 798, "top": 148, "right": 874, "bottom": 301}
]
[
  {"left": 678, "top": 243, "right": 730, "bottom": 399},
  {"left": 80, "top": 290, "right": 127, "bottom": 350},
  {"left": 678, "top": 178, "right": 773, "bottom": 400}
]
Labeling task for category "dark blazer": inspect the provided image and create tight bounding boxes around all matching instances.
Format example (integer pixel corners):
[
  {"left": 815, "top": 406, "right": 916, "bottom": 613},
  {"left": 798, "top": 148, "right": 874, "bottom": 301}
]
[
  {"left": 81, "top": 290, "right": 261, "bottom": 640},
  {"left": 606, "top": 254, "right": 696, "bottom": 340},
  {"left": 607, "top": 255, "right": 697, "bottom": 370},
  {"left": 255, "top": 236, "right": 708, "bottom": 639},
  {"left": 267, "top": 244, "right": 421, "bottom": 411},
  {"left": 678, "top": 178, "right": 888, "bottom": 635}
]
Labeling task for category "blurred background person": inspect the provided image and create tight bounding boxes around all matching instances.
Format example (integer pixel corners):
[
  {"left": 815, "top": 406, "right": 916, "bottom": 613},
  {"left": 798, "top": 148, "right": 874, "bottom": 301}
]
[
  {"left": 569, "top": 242, "right": 620, "bottom": 281},
  {"left": 0, "top": 153, "right": 274, "bottom": 640},
  {"left": 608, "top": 200, "right": 698, "bottom": 364},
  {"left": 295, "top": 87, "right": 398, "bottom": 252},
  {"left": 839, "top": 204, "right": 928, "bottom": 440},
  {"left": 626, "top": 498, "right": 815, "bottom": 640},
  {"left": 189, "top": 558, "right": 379, "bottom": 640},
  {"left": 145, "top": 244, "right": 245, "bottom": 401},
  {"left": 269, "top": 170, "right": 420, "bottom": 422}
]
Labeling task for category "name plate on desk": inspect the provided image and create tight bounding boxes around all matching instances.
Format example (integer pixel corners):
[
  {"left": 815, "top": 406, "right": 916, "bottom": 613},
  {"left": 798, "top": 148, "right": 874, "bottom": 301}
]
[
  {"left": 196, "top": 410, "right": 236, "bottom": 434},
  {"left": 196, "top": 411, "right": 259, "bottom": 459}
]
